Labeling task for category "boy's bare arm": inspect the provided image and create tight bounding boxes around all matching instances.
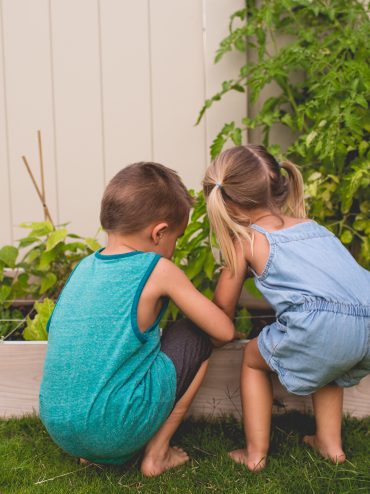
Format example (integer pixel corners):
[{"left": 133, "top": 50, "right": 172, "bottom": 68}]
[{"left": 153, "top": 259, "right": 235, "bottom": 344}]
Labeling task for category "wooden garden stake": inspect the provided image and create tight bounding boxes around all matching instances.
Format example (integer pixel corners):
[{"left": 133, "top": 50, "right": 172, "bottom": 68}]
[
  {"left": 21, "top": 154, "right": 55, "bottom": 228},
  {"left": 37, "top": 130, "right": 46, "bottom": 220}
]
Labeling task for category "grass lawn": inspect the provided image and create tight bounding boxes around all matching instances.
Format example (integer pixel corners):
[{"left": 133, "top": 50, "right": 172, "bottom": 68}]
[{"left": 0, "top": 412, "right": 369, "bottom": 494}]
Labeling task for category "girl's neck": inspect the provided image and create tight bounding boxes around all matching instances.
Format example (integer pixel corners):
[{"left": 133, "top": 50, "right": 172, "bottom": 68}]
[
  {"left": 249, "top": 209, "right": 310, "bottom": 231},
  {"left": 248, "top": 208, "right": 277, "bottom": 224}
]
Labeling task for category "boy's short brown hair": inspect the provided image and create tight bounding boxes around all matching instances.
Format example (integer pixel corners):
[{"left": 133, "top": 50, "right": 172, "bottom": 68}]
[{"left": 100, "top": 162, "right": 194, "bottom": 234}]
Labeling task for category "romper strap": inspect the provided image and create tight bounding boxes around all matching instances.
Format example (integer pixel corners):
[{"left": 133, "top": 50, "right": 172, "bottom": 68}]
[
  {"left": 250, "top": 224, "right": 275, "bottom": 249},
  {"left": 250, "top": 224, "right": 270, "bottom": 235}
]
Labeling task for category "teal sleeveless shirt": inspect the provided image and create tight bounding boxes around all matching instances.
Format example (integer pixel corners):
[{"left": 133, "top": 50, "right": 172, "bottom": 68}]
[{"left": 39, "top": 250, "right": 176, "bottom": 464}]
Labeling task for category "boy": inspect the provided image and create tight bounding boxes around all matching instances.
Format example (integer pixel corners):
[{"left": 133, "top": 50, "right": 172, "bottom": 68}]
[{"left": 40, "top": 162, "right": 235, "bottom": 476}]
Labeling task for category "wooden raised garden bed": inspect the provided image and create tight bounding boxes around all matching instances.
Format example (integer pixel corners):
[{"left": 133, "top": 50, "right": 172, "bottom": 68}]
[{"left": 1, "top": 340, "right": 369, "bottom": 420}]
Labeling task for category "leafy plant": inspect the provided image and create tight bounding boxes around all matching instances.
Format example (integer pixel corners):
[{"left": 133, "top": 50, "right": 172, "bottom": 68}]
[
  {"left": 165, "top": 191, "right": 252, "bottom": 336},
  {"left": 23, "top": 298, "right": 54, "bottom": 341},
  {"left": 198, "top": 0, "right": 370, "bottom": 268},
  {"left": 1, "top": 209, "right": 252, "bottom": 339},
  {"left": 0, "top": 306, "right": 23, "bottom": 340},
  {"left": 1, "top": 221, "right": 100, "bottom": 303},
  {"left": 164, "top": 192, "right": 217, "bottom": 322},
  {"left": 0, "top": 222, "right": 100, "bottom": 340}
]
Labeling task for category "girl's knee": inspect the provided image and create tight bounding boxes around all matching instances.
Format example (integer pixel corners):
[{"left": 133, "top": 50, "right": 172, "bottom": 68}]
[
  {"left": 243, "top": 338, "right": 270, "bottom": 371},
  {"left": 243, "top": 339, "right": 257, "bottom": 366}
]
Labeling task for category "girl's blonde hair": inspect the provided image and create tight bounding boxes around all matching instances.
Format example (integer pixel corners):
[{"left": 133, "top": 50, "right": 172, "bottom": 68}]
[{"left": 203, "top": 145, "right": 306, "bottom": 275}]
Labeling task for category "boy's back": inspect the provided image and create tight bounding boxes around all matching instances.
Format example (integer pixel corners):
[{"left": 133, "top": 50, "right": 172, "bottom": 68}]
[
  {"left": 39, "top": 161, "right": 235, "bottom": 475},
  {"left": 40, "top": 249, "right": 176, "bottom": 464}
]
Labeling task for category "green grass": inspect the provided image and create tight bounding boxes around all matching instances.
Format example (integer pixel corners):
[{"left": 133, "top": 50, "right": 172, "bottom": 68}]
[{"left": 0, "top": 413, "right": 369, "bottom": 494}]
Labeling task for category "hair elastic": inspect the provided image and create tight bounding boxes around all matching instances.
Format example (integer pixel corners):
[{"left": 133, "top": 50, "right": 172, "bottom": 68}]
[{"left": 215, "top": 182, "right": 223, "bottom": 189}]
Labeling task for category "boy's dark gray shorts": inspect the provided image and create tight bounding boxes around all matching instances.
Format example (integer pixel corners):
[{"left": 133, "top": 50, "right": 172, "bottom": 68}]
[{"left": 161, "top": 319, "right": 212, "bottom": 402}]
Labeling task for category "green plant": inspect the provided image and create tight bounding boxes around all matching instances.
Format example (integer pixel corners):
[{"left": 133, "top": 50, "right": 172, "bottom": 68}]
[
  {"left": 1, "top": 221, "right": 100, "bottom": 302},
  {"left": 198, "top": 0, "right": 370, "bottom": 268},
  {"left": 166, "top": 191, "right": 252, "bottom": 336},
  {"left": 1, "top": 210, "right": 252, "bottom": 339},
  {"left": 0, "top": 306, "right": 23, "bottom": 340},
  {"left": 0, "top": 222, "right": 100, "bottom": 340},
  {"left": 164, "top": 192, "right": 217, "bottom": 322},
  {"left": 23, "top": 298, "right": 54, "bottom": 341}
]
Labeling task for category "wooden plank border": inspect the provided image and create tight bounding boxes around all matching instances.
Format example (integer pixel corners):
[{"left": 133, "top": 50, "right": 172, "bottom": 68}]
[{"left": 0, "top": 341, "right": 369, "bottom": 419}]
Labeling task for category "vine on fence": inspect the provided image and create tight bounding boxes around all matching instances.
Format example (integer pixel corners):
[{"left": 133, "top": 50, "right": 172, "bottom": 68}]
[{"left": 198, "top": 0, "right": 370, "bottom": 268}]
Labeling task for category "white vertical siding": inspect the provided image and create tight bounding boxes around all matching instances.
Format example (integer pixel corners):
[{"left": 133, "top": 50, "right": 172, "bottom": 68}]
[
  {"left": 1, "top": 0, "right": 58, "bottom": 242},
  {"left": 99, "top": 0, "right": 152, "bottom": 180},
  {"left": 0, "top": 0, "right": 12, "bottom": 243},
  {"left": 0, "top": 0, "right": 246, "bottom": 245},
  {"left": 150, "top": 0, "right": 207, "bottom": 190},
  {"left": 50, "top": 0, "right": 104, "bottom": 236}
]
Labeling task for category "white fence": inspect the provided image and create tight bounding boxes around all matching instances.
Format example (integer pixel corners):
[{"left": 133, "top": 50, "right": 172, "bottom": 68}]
[{"left": 0, "top": 0, "right": 247, "bottom": 245}]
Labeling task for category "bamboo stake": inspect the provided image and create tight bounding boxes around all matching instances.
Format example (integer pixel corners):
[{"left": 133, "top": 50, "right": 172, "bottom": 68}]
[
  {"left": 21, "top": 155, "right": 55, "bottom": 227},
  {"left": 37, "top": 130, "right": 46, "bottom": 220}
]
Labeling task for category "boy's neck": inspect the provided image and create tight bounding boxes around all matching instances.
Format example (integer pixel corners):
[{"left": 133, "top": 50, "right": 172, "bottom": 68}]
[{"left": 103, "top": 231, "right": 151, "bottom": 255}]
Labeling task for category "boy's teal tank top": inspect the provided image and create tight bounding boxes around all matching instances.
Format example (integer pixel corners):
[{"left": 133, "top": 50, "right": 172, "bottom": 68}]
[{"left": 39, "top": 250, "right": 176, "bottom": 464}]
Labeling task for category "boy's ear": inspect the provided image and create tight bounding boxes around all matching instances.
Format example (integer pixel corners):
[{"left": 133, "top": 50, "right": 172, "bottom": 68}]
[{"left": 151, "top": 222, "right": 169, "bottom": 245}]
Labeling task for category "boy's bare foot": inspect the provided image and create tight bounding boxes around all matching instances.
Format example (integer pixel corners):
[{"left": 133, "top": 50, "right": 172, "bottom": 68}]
[
  {"left": 229, "top": 449, "right": 267, "bottom": 472},
  {"left": 141, "top": 446, "right": 189, "bottom": 477},
  {"left": 303, "top": 435, "right": 346, "bottom": 464},
  {"left": 78, "top": 458, "right": 91, "bottom": 465}
]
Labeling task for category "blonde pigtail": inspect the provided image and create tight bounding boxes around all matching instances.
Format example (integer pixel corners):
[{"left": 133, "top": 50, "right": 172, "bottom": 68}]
[
  {"left": 206, "top": 185, "right": 252, "bottom": 276},
  {"left": 280, "top": 160, "right": 306, "bottom": 218}
]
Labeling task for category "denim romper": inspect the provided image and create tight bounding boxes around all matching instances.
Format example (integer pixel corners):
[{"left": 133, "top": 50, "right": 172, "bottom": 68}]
[{"left": 250, "top": 221, "right": 370, "bottom": 396}]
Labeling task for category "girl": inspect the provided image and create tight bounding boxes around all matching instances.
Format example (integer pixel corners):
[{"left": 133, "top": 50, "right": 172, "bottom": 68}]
[
  {"left": 40, "top": 162, "right": 235, "bottom": 477},
  {"left": 203, "top": 145, "right": 370, "bottom": 471}
]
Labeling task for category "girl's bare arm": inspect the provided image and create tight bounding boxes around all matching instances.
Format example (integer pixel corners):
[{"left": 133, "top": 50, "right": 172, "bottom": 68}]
[{"left": 213, "top": 242, "right": 248, "bottom": 319}]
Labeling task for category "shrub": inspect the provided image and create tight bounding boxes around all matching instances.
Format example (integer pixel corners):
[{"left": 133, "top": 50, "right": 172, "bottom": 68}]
[
  {"left": 165, "top": 191, "right": 252, "bottom": 336},
  {"left": 0, "top": 222, "right": 100, "bottom": 340},
  {"left": 198, "top": 0, "right": 370, "bottom": 268}
]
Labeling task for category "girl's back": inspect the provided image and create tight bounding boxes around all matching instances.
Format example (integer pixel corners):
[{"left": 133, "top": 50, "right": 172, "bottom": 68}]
[
  {"left": 249, "top": 220, "right": 370, "bottom": 316},
  {"left": 40, "top": 249, "right": 176, "bottom": 464},
  {"left": 249, "top": 219, "right": 370, "bottom": 395}
]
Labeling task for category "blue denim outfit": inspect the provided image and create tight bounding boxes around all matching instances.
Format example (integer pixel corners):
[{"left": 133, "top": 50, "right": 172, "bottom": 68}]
[{"left": 250, "top": 221, "right": 370, "bottom": 396}]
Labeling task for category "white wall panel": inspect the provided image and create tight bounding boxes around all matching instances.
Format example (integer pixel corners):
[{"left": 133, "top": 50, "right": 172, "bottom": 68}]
[
  {"left": 0, "top": 0, "right": 248, "bottom": 244},
  {"left": 99, "top": 0, "right": 152, "bottom": 184},
  {"left": 1, "top": 0, "right": 57, "bottom": 242},
  {"left": 50, "top": 0, "right": 104, "bottom": 237},
  {"left": 150, "top": 0, "right": 207, "bottom": 190},
  {"left": 0, "top": 0, "right": 12, "bottom": 245}
]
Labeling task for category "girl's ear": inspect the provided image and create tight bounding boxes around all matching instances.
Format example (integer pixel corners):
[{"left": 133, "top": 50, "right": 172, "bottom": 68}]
[{"left": 151, "top": 222, "right": 169, "bottom": 245}]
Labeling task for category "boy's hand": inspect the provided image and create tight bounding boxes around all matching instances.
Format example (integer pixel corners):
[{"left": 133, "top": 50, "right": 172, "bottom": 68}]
[{"left": 233, "top": 330, "right": 246, "bottom": 340}]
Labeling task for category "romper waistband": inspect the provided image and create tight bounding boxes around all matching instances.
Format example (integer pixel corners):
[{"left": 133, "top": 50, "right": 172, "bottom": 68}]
[{"left": 290, "top": 299, "right": 370, "bottom": 317}]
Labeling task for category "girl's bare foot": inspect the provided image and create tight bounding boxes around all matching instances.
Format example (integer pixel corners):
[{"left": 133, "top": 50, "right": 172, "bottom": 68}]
[
  {"left": 141, "top": 446, "right": 189, "bottom": 477},
  {"left": 303, "top": 435, "right": 346, "bottom": 463},
  {"left": 229, "top": 448, "right": 267, "bottom": 472}
]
